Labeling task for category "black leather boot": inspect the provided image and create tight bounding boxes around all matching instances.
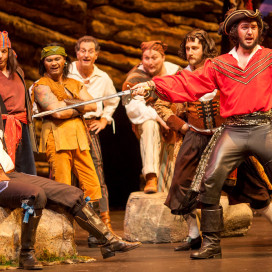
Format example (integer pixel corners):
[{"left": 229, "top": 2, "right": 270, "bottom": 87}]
[
  {"left": 190, "top": 206, "right": 223, "bottom": 259},
  {"left": 75, "top": 204, "right": 141, "bottom": 259},
  {"left": 174, "top": 236, "right": 202, "bottom": 251},
  {"left": 19, "top": 215, "right": 43, "bottom": 270}
]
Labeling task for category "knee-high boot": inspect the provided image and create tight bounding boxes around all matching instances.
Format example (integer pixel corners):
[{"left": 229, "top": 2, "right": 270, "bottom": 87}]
[
  {"left": 190, "top": 206, "right": 223, "bottom": 259},
  {"left": 19, "top": 215, "right": 43, "bottom": 270},
  {"left": 75, "top": 204, "right": 141, "bottom": 259},
  {"left": 87, "top": 201, "right": 101, "bottom": 248}
]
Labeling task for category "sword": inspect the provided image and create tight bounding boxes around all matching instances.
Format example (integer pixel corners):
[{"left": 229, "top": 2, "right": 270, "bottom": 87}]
[{"left": 32, "top": 89, "right": 132, "bottom": 118}]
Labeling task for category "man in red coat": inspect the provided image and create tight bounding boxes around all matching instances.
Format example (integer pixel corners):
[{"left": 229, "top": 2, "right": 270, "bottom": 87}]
[{"left": 133, "top": 9, "right": 272, "bottom": 259}]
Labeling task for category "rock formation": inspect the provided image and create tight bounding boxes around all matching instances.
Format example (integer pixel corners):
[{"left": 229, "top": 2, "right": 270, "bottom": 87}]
[
  {"left": 124, "top": 192, "right": 253, "bottom": 243},
  {"left": 0, "top": 207, "right": 76, "bottom": 262}
]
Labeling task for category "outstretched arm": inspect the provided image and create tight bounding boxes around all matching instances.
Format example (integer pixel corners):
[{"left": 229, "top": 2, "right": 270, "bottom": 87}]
[{"left": 133, "top": 59, "right": 217, "bottom": 103}]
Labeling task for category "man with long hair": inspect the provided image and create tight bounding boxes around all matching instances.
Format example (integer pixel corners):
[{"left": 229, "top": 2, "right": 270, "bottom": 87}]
[
  {"left": 133, "top": 9, "right": 272, "bottom": 259},
  {"left": 0, "top": 31, "right": 36, "bottom": 175},
  {"left": 154, "top": 29, "right": 220, "bottom": 251}
]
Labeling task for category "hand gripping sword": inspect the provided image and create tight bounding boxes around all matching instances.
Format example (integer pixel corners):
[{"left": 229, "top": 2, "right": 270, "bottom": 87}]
[{"left": 32, "top": 88, "right": 133, "bottom": 118}]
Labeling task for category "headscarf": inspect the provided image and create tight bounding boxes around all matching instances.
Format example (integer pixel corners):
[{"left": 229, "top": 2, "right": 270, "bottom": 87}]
[
  {"left": 140, "top": 41, "right": 168, "bottom": 56},
  {"left": 41, "top": 45, "right": 67, "bottom": 60},
  {"left": 0, "top": 31, "right": 16, "bottom": 57},
  {"left": 220, "top": 9, "right": 263, "bottom": 35}
]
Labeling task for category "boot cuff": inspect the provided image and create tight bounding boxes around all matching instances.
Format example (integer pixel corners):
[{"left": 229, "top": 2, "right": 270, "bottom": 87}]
[{"left": 200, "top": 206, "right": 224, "bottom": 232}]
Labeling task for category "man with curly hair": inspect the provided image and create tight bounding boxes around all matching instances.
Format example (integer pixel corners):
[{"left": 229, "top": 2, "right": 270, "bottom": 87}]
[{"left": 154, "top": 29, "right": 221, "bottom": 252}]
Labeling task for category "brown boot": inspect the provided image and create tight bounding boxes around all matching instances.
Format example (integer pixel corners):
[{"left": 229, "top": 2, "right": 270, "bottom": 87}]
[
  {"left": 19, "top": 215, "right": 43, "bottom": 270},
  {"left": 101, "top": 211, "right": 122, "bottom": 239},
  {"left": 144, "top": 173, "right": 157, "bottom": 194},
  {"left": 75, "top": 204, "right": 141, "bottom": 259},
  {"left": 87, "top": 202, "right": 101, "bottom": 248},
  {"left": 88, "top": 210, "right": 121, "bottom": 247}
]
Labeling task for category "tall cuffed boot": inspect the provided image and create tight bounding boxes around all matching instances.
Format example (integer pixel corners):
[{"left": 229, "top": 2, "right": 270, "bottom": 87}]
[
  {"left": 75, "top": 204, "right": 141, "bottom": 259},
  {"left": 88, "top": 202, "right": 102, "bottom": 248},
  {"left": 19, "top": 215, "right": 43, "bottom": 270},
  {"left": 190, "top": 206, "right": 223, "bottom": 259}
]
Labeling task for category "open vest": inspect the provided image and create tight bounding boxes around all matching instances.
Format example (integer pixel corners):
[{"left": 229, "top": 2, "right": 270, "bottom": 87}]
[{"left": 34, "top": 77, "right": 90, "bottom": 152}]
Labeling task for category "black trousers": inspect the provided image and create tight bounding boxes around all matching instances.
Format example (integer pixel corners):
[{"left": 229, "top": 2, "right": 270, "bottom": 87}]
[
  {"left": 165, "top": 130, "right": 211, "bottom": 213},
  {"left": 15, "top": 124, "right": 36, "bottom": 175},
  {"left": 200, "top": 123, "right": 272, "bottom": 205},
  {"left": 0, "top": 172, "right": 85, "bottom": 215},
  {"left": 166, "top": 129, "right": 271, "bottom": 214}
]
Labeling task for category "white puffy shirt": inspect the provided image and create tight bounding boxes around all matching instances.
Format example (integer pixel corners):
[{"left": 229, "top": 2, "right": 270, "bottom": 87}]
[{"left": 68, "top": 62, "right": 120, "bottom": 123}]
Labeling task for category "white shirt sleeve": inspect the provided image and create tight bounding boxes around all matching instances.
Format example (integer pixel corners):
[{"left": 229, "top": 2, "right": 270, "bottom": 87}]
[
  {"left": 0, "top": 131, "right": 14, "bottom": 172},
  {"left": 101, "top": 74, "right": 120, "bottom": 123},
  {"left": 125, "top": 96, "right": 158, "bottom": 124},
  {"left": 29, "top": 83, "right": 39, "bottom": 115}
]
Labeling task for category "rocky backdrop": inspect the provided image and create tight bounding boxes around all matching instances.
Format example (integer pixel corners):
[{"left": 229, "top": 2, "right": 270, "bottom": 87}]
[{"left": 0, "top": 0, "right": 225, "bottom": 90}]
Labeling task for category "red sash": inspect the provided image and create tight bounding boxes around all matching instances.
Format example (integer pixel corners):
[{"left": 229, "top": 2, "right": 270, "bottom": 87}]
[{"left": 2, "top": 111, "right": 27, "bottom": 163}]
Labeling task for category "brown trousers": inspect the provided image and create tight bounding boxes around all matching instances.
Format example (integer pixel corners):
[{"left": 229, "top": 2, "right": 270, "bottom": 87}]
[{"left": 0, "top": 172, "right": 85, "bottom": 215}]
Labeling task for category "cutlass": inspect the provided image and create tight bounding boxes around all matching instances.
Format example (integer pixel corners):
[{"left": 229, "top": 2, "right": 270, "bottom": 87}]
[{"left": 32, "top": 89, "right": 132, "bottom": 118}]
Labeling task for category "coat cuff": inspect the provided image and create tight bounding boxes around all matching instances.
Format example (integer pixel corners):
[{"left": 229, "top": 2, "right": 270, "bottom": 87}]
[{"left": 166, "top": 115, "right": 186, "bottom": 132}]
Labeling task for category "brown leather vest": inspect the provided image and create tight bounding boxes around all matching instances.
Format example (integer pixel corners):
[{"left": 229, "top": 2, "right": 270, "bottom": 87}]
[{"left": 187, "top": 90, "right": 225, "bottom": 131}]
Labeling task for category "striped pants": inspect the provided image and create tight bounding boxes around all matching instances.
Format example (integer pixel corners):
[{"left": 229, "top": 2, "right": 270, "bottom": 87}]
[{"left": 89, "top": 130, "right": 109, "bottom": 213}]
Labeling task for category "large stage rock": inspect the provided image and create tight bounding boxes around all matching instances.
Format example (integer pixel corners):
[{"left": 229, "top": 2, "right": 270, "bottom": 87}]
[
  {"left": 124, "top": 192, "right": 188, "bottom": 243},
  {"left": 220, "top": 196, "right": 253, "bottom": 237},
  {"left": 124, "top": 192, "right": 253, "bottom": 243},
  {"left": 0, "top": 207, "right": 76, "bottom": 262}
]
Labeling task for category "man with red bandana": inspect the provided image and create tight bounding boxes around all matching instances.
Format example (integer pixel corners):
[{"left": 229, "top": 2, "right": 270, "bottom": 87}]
[
  {"left": 133, "top": 9, "right": 272, "bottom": 259},
  {"left": 123, "top": 41, "right": 180, "bottom": 193},
  {"left": 0, "top": 31, "right": 36, "bottom": 175}
]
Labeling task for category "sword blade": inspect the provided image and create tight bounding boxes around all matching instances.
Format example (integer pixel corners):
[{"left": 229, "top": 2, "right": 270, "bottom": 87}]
[{"left": 32, "top": 89, "right": 131, "bottom": 118}]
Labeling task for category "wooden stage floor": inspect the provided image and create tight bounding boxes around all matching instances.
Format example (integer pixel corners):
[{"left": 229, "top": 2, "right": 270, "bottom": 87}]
[{"left": 21, "top": 211, "right": 272, "bottom": 272}]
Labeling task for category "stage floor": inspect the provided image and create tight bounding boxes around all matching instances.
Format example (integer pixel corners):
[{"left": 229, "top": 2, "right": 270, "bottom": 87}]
[{"left": 24, "top": 211, "right": 272, "bottom": 272}]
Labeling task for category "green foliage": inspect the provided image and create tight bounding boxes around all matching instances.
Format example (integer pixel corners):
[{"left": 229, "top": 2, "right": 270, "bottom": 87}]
[
  {"left": 39, "top": 249, "right": 76, "bottom": 262},
  {"left": 0, "top": 255, "right": 17, "bottom": 269}
]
